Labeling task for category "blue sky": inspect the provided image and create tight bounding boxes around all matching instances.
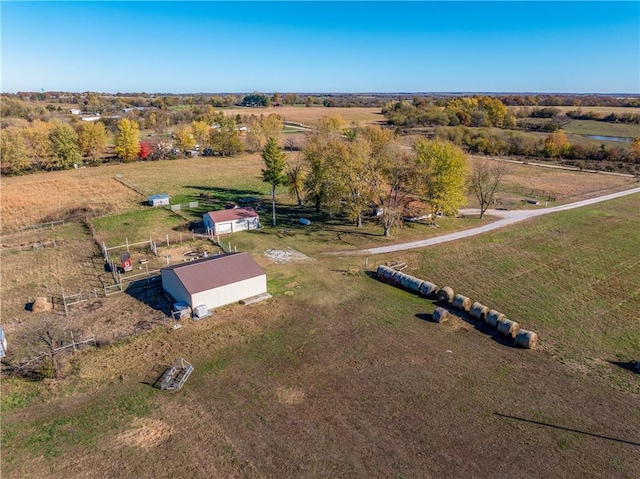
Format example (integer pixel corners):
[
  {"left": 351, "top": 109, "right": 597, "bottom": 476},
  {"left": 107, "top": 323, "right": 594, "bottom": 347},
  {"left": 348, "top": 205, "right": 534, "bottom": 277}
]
[{"left": 1, "top": 1, "right": 638, "bottom": 93}]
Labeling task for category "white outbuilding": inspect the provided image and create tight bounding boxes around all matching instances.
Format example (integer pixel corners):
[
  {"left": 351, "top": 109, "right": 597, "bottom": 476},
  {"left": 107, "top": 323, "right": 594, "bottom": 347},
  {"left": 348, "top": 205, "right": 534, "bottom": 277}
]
[
  {"left": 148, "top": 194, "right": 170, "bottom": 207},
  {"left": 161, "top": 252, "right": 267, "bottom": 311},
  {"left": 203, "top": 208, "right": 260, "bottom": 235}
]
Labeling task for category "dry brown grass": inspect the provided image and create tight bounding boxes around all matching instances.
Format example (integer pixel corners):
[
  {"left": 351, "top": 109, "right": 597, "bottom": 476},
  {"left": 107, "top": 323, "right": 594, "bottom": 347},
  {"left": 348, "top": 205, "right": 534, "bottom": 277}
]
[
  {"left": 467, "top": 156, "right": 638, "bottom": 207},
  {"left": 222, "top": 106, "right": 385, "bottom": 126},
  {"left": 0, "top": 168, "right": 140, "bottom": 233}
]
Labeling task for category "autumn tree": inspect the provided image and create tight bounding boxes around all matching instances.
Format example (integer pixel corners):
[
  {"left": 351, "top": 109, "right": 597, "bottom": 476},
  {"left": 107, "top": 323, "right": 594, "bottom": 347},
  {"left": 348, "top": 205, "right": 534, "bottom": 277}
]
[
  {"left": 361, "top": 126, "right": 413, "bottom": 236},
  {"left": 302, "top": 116, "right": 347, "bottom": 212},
  {"left": 77, "top": 121, "right": 107, "bottom": 164},
  {"left": 261, "top": 137, "right": 288, "bottom": 226},
  {"left": 174, "top": 125, "right": 196, "bottom": 151},
  {"left": 631, "top": 138, "right": 640, "bottom": 158},
  {"left": 210, "top": 114, "right": 243, "bottom": 156},
  {"left": 1, "top": 128, "right": 29, "bottom": 175},
  {"left": 24, "top": 120, "right": 53, "bottom": 166},
  {"left": 114, "top": 118, "right": 140, "bottom": 161},
  {"left": 469, "top": 159, "right": 509, "bottom": 218},
  {"left": 49, "top": 122, "right": 81, "bottom": 169},
  {"left": 138, "top": 142, "right": 151, "bottom": 159},
  {"left": 414, "top": 139, "right": 469, "bottom": 219},
  {"left": 245, "top": 114, "right": 284, "bottom": 153},
  {"left": 286, "top": 157, "right": 306, "bottom": 206},
  {"left": 377, "top": 151, "right": 417, "bottom": 237},
  {"left": 543, "top": 130, "right": 570, "bottom": 157},
  {"left": 283, "top": 93, "right": 299, "bottom": 105},
  {"left": 191, "top": 120, "right": 210, "bottom": 149}
]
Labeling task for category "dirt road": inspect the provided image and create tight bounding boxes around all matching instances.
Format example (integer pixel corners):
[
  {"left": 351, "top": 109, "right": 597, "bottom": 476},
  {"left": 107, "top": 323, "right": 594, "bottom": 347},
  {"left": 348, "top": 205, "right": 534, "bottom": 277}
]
[{"left": 338, "top": 186, "right": 640, "bottom": 256}]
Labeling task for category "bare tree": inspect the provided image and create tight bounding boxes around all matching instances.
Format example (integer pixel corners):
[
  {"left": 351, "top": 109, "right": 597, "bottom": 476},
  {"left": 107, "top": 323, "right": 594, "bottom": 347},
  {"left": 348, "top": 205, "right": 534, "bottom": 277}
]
[{"left": 469, "top": 159, "right": 510, "bottom": 218}]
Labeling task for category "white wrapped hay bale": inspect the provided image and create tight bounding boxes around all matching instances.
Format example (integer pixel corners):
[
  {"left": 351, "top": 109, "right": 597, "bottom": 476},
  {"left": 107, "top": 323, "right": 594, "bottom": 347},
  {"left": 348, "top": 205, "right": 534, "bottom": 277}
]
[
  {"left": 452, "top": 294, "right": 472, "bottom": 312},
  {"left": 432, "top": 307, "right": 450, "bottom": 323},
  {"left": 497, "top": 318, "right": 520, "bottom": 339},
  {"left": 485, "top": 310, "right": 505, "bottom": 327},
  {"left": 419, "top": 281, "right": 439, "bottom": 298},
  {"left": 469, "top": 302, "right": 489, "bottom": 321},
  {"left": 436, "top": 286, "right": 455, "bottom": 303},
  {"left": 515, "top": 330, "right": 539, "bottom": 349}
]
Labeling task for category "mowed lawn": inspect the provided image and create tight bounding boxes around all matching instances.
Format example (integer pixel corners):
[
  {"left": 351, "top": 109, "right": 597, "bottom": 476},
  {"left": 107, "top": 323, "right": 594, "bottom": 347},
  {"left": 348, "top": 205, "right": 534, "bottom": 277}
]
[{"left": 2, "top": 195, "right": 640, "bottom": 479}]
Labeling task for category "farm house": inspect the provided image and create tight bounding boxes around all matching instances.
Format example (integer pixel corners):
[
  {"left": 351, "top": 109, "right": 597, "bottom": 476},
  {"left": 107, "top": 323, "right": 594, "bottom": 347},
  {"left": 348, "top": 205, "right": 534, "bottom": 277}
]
[
  {"left": 148, "top": 194, "right": 170, "bottom": 207},
  {"left": 203, "top": 208, "right": 260, "bottom": 235},
  {"left": 161, "top": 252, "right": 267, "bottom": 311}
]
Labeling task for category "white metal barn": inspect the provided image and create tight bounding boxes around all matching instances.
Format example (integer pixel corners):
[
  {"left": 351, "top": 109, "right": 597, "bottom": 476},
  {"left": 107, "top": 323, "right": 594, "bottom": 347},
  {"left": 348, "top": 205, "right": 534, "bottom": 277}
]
[
  {"left": 148, "top": 194, "right": 170, "bottom": 207},
  {"left": 161, "top": 252, "right": 267, "bottom": 310},
  {"left": 203, "top": 208, "right": 260, "bottom": 235}
]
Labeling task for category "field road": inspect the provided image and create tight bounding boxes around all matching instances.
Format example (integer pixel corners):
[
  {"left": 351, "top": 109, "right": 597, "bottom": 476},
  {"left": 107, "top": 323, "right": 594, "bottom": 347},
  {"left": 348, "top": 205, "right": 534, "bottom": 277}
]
[{"left": 334, "top": 186, "right": 640, "bottom": 256}]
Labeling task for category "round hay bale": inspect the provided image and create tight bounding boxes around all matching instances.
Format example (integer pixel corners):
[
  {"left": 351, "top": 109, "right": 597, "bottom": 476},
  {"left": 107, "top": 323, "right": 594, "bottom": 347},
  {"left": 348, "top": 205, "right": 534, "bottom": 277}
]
[
  {"left": 398, "top": 273, "right": 424, "bottom": 295},
  {"left": 485, "top": 310, "right": 505, "bottom": 327},
  {"left": 469, "top": 302, "right": 489, "bottom": 321},
  {"left": 436, "top": 286, "right": 455, "bottom": 303},
  {"left": 419, "top": 281, "right": 439, "bottom": 298},
  {"left": 432, "top": 307, "right": 450, "bottom": 323},
  {"left": 515, "top": 330, "right": 539, "bottom": 349},
  {"left": 376, "top": 265, "right": 396, "bottom": 283},
  {"left": 32, "top": 297, "right": 52, "bottom": 313},
  {"left": 452, "top": 294, "right": 472, "bottom": 312},
  {"left": 497, "top": 318, "right": 520, "bottom": 338}
]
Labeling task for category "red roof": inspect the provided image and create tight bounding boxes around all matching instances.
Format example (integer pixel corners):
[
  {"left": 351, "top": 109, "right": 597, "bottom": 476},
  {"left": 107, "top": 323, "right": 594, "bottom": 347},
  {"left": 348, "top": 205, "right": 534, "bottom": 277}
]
[
  {"left": 162, "top": 252, "right": 265, "bottom": 295},
  {"left": 204, "top": 208, "right": 258, "bottom": 223}
]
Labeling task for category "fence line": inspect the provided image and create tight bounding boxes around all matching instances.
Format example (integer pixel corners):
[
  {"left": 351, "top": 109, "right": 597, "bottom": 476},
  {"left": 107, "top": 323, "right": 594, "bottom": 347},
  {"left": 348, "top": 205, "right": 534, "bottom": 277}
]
[
  {"left": 20, "top": 219, "right": 65, "bottom": 232},
  {"left": 168, "top": 201, "right": 199, "bottom": 212},
  {"left": 114, "top": 174, "right": 147, "bottom": 197},
  {"left": 1, "top": 239, "right": 57, "bottom": 254}
]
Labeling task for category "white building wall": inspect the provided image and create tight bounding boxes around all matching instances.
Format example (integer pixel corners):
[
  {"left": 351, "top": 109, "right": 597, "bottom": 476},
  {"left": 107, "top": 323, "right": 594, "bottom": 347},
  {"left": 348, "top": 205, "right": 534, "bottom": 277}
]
[
  {"left": 203, "top": 216, "right": 260, "bottom": 234},
  {"left": 191, "top": 274, "right": 267, "bottom": 310},
  {"left": 161, "top": 270, "right": 191, "bottom": 304}
]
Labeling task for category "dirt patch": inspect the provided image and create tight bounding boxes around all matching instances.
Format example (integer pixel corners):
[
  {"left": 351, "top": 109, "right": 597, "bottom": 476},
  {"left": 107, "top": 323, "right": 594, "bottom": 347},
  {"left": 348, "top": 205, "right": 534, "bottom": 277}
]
[
  {"left": 263, "top": 247, "right": 311, "bottom": 264},
  {"left": 275, "top": 386, "right": 305, "bottom": 405},
  {"left": 116, "top": 417, "right": 172, "bottom": 449}
]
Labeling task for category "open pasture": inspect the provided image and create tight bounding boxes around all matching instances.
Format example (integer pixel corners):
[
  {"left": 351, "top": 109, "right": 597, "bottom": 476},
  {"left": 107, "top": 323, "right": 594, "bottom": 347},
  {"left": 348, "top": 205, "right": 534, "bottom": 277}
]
[
  {"left": 2, "top": 145, "right": 640, "bottom": 479},
  {"left": 508, "top": 105, "right": 640, "bottom": 115},
  {"left": 563, "top": 120, "right": 640, "bottom": 139},
  {"left": 2, "top": 196, "right": 640, "bottom": 478},
  {"left": 0, "top": 168, "right": 140, "bottom": 233},
  {"left": 221, "top": 106, "right": 385, "bottom": 126}
]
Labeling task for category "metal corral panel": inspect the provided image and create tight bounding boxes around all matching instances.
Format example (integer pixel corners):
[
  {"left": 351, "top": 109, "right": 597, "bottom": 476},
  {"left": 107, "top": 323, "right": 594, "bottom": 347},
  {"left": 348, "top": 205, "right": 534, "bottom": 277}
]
[
  {"left": 191, "top": 274, "right": 267, "bottom": 310},
  {"left": 161, "top": 269, "right": 191, "bottom": 305}
]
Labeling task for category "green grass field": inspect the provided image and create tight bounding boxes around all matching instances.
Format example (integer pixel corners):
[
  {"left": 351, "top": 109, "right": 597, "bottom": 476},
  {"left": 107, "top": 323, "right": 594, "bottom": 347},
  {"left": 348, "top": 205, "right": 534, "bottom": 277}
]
[{"left": 564, "top": 120, "right": 640, "bottom": 138}]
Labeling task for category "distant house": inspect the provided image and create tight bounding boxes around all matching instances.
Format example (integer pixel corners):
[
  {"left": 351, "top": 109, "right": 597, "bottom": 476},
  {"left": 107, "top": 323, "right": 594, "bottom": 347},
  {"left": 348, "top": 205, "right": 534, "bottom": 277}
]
[
  {"left": 81, "top": 115, "right": 101, "bottom": 122},
  {"left": 69, "top": 108, "right": 81, "bottom": 115},
  {"left": 148, "top": 194, "right": 170, "bottom": 207},
  {"left": 203, "top": 208, "right": 260, "bottom": 235},
  {"left": 161, "top": 252, "right": 267, "bottom": 310}
]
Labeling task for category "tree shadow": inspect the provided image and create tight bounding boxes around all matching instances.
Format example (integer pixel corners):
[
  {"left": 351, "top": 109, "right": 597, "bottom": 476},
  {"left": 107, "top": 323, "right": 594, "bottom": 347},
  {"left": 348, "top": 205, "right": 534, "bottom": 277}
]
[{"left": 609, "top": 361, "right": 639, "bottom": 374}]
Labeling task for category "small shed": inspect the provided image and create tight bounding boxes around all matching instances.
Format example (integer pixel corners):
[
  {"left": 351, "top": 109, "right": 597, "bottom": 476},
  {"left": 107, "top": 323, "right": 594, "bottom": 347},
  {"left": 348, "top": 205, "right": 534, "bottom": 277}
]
[
  {"left": 203, "top": 208, "right": 260, "bottom": 235},
  {"left": 161, "top": 252, "right": 267, "bottom": 310},
  {"left": 148, "top": 194, "right": 170, "bottom": 207}
]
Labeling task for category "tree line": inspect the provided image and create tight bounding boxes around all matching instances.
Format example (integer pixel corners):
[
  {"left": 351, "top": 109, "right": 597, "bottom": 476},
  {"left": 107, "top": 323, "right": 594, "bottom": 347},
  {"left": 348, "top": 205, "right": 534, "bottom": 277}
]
[
  {"left": 434, "top": 126, "right": 640, "bottom": 169},
  {"left": 261, "top": 116, "right": 473, "bottom": 237}
]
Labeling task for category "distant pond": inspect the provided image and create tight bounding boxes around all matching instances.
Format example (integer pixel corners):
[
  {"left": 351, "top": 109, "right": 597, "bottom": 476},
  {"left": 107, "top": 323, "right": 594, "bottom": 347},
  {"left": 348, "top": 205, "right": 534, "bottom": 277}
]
[{"left": 582, "top": 135, "right": 635, "bottom": 143}]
